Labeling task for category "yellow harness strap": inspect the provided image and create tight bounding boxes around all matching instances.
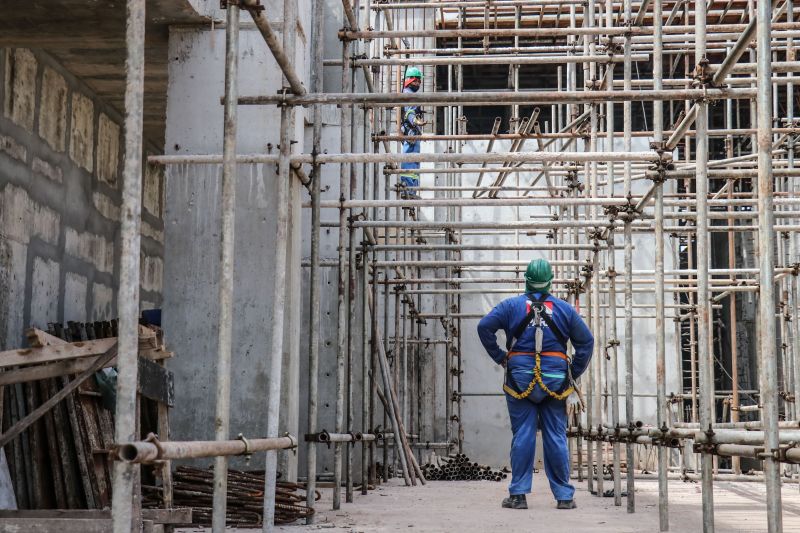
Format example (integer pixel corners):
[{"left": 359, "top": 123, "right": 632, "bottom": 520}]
[{"left": 503, "top": 352, "right": 574, "bottom": 401}]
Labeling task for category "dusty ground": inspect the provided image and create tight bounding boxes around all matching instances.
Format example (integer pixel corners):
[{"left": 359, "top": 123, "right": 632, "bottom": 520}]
[{"left": 179, "top": 472, "right": 800, "bottom": 532}]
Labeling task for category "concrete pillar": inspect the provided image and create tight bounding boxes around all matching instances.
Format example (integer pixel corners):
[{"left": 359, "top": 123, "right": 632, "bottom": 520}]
[{"left": 162, "top": 5, "right": 307, "bottom": 475}]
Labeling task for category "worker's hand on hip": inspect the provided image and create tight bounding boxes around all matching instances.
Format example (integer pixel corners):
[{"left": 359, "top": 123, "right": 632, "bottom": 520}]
[{"left": 565, "top": 390, "right": 584, "bottom": 417}]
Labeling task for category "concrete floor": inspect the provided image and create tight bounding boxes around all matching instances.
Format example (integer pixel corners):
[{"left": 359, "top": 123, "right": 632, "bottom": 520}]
[{"left": 180, "top": 473, "right": 800, "bottom": 532}]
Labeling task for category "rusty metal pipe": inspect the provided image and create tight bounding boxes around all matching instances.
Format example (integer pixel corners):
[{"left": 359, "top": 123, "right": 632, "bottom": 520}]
[{"left": 117, "top": 435, "right": 298, "bottom": 464}]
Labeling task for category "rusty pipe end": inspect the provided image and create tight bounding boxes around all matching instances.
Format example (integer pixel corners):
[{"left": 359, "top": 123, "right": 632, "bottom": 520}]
[{"left": 118, "top": 444, "right": 140, "bottom": 462}]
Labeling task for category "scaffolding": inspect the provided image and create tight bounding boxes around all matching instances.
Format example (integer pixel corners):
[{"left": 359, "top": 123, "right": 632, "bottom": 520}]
[{"left": 106, "top": 0, "right": 800, "bottom": 532}]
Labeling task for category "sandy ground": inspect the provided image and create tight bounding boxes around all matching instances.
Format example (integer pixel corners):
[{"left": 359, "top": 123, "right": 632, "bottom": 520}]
[{"left": 179, "top": 472, "right": 800, "bottom": 533}]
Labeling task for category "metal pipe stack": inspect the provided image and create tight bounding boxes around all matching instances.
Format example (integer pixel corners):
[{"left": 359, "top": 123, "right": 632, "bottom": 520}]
[{"left": 421, "top": 453, "right": 508, "bottom": 482}]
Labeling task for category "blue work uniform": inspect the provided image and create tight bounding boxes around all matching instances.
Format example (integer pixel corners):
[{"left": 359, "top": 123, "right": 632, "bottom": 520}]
[
  {"left": 477, "top": 292, "right": 594, "bottom": 500},
  {"left": 400, "top": 85, "right": 421, "bottom": 194}
]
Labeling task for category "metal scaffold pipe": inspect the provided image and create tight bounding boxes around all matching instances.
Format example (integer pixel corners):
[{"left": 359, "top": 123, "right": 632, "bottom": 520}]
[
  {"left": 111, "top": 1, "right": 145, "bottom": 531},
  {"left": 149, "top": 150, "right": 668, "bottom": 165},
  {"left": 237, "top": 88, "right": 755, "bottom": 107},
  {"left": 338, "top": 22, "right": 800, "bottom": 40},
  {"left": 756, "top": 0, "right": 784, "bottom": 530},
  {"left": 117, "top": 435, "right": 299, "bottom": 464}
]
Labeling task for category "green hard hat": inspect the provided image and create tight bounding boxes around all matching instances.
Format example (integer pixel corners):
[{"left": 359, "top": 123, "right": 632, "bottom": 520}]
[
  {"left": 525, "top": 258, "right": 553, "bottom": 294},
  {"left": 404, "top": 67, "right": 423, "bottom": 79}
]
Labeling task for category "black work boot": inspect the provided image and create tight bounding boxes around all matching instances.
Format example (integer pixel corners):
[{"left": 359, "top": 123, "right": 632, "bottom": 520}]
[
  {"left": 557, "top": 499, "right": 577, "bottom": 510},
  {"left": 502, "top": 494, "right": 528, "bottom": 509}
]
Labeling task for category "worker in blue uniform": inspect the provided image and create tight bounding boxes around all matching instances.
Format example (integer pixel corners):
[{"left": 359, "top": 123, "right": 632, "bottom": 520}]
[
  {"left": 399, "top": 67, "right": 424, "bottom": 198},
  {"left": 478, "top": 258, "right": 594, "bottom": 510}
]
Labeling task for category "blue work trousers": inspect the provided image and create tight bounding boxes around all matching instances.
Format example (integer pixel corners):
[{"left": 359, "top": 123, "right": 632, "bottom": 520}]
[
  {"left": 505, "top": 367, "right": 574, "bottom": 501},
  {"left": 400, "top": 139, "right": 420, "bottom": 189}
]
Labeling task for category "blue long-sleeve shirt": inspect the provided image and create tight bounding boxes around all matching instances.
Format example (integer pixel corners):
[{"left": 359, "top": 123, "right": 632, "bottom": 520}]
[
  {"left": 401, "top": 86, "right": 422, "bottom": 136},
  {"left": 477, "top": 292, "right": 594, "bottom": 380}
]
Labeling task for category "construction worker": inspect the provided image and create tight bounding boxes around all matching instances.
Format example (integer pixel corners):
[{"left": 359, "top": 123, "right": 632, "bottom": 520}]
[
  {"left": 477, "top": 258, "right": 594, "bottom": 510},
  {"left": 399, "top": 67, "right": 424, "bottom": 198}
]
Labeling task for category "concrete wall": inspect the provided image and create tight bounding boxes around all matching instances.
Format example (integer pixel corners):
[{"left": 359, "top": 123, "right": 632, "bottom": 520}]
[
  {"left": 0, "top": 47, "right": 165, "bottom": 352},
  {"left": 162, "top": 2, "right": 310, "bottom": 477}
]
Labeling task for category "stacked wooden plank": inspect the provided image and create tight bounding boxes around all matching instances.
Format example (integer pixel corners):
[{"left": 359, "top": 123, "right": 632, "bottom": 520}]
[{"left": 0, "top": 321, "right": 172, "bottom": 510}]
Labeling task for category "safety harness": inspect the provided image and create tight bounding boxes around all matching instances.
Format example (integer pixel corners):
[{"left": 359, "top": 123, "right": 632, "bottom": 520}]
[{"left": 503, "top": 294, "right": 575, "bottom": 401}]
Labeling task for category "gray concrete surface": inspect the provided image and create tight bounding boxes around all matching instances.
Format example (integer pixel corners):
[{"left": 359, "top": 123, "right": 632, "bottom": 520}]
[
  {"left": 178, "top": 475, "right": 800, "bottom": 532},
  {"left": 162, "top": 5, "right": 309, "bottom": 478}
]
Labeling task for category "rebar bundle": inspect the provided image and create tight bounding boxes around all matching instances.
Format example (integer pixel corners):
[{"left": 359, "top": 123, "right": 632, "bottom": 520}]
[
  {"left": 421, "top": 453, "right": 508, "bottom": 482},
  {"left": 144, "top": 466, "right": 316, "bottom": 527}
]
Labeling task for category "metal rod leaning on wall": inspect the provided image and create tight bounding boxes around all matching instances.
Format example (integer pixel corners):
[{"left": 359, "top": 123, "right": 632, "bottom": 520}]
[
  {"left": 111, "top": 0, "right": 145, "bottom": 531},
  {"left": 305, "top": 0, "right": 325, "bottom": 519},
  {"left": 368, "top": 291, "right": 412, "bottom": 485},
  {"left": 757, "top": 1, "right": 784, "bottom": 530},
  {"left": 262, "top": 0, "right": 297, "bottom": 528}
]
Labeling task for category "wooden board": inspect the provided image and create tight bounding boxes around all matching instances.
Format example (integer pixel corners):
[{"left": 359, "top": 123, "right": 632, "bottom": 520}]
[{"left": 0, "top": 339, "right": 117, "bottom": 369}]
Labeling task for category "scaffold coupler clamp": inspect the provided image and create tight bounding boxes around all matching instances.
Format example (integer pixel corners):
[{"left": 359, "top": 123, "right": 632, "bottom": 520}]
[
  {"left": 284, "top": 432, "right": 298, "bottom": 454},
  {"left": 237, "top": 433, "right": 253, "bottom": 463},
  {"left": 276, "top": 87, "right": 290, "bottom": 108},
  {"left": 694, "top": 425, "right": 716, "bottom": 455},
  {"left": 774, "top": 445, "right": 794, "bottom": 463},
  {"left": 585, "top": 78, "right": 602, "bottom": 91},
  {"left": 144, "top": 432, "right": 167, "bottom": 464},
  {"left": 626, "top": 191, "right": 640, "bottom": 219},
  {"left": 692, "top": 57, "right": 712, "bottom": 89}
]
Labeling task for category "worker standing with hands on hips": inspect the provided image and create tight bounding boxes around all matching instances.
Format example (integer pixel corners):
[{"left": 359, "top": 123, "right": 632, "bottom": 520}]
[
  {"left": 399, "top": 67, "right": 424, "bottom": 199},
  {"left": 478, "top": 258, "right": 594, "bottom": 510}
]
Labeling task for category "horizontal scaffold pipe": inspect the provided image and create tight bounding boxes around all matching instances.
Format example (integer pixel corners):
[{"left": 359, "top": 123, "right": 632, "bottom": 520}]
[
  {"left": 371, "top": 0, "right": 586, "bottom": 9},
  {"left": 117, "top": 434, "right": 298, "bottom": 464},
  {"left": 348, "top": 220, "right": 800, "bottom": 232},
  {"left": 149, "top": 150, "right": 666, "bottom": 166},
  {"left": 338, "top": 22, "right": 800, "bottom": 40},
  {"left": 344, "top": 54, "right": 651, "bottom": 67},
  {"left": 237, "top": 88, "right": 755, "bottom": 107},
  {"left": 370, "top": 243, "right": 599, "bottom": 251},
  {"left": 373, "top": 260, "right": 583, "bottom": 268},
  {"left": 376, "top": 127, "right": 800, "bottom": 142},
  {"left": 304, "top": 431, "right": 375, "bottom": 443}
]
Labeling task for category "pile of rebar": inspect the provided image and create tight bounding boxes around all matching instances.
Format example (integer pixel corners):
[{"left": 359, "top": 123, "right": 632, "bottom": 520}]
[
  {"left": 422, "top": 453, "right": 508, "bottom": 482},
  {"left": 155, "top": 466, "right": 316, "bottom": 527}
]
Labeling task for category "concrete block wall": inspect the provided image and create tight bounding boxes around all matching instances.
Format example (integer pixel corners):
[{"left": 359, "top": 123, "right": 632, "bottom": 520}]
[{"left": 0, "top": 47, "right": 165, "bottom": 351}]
